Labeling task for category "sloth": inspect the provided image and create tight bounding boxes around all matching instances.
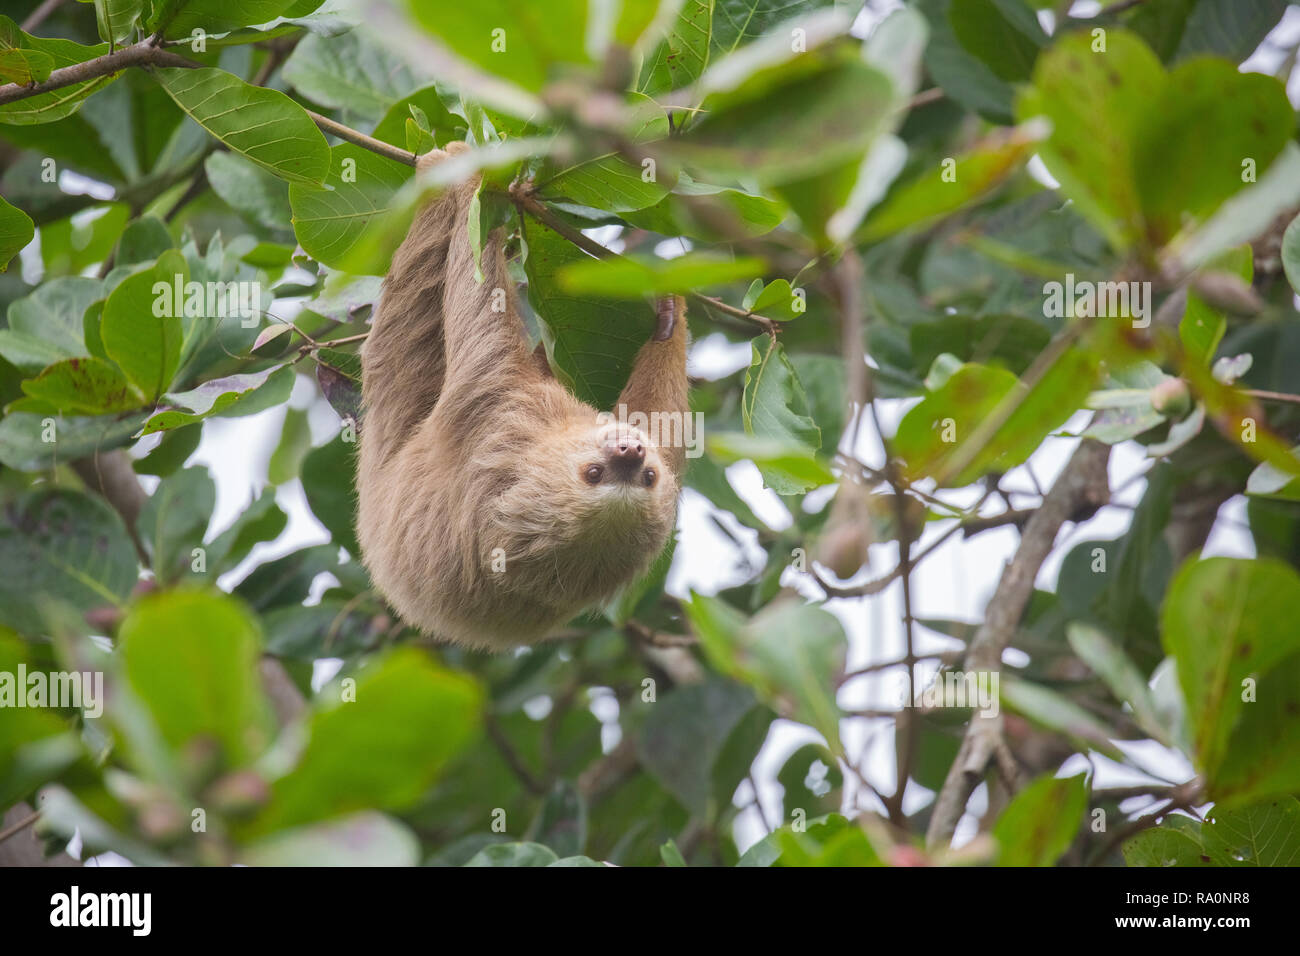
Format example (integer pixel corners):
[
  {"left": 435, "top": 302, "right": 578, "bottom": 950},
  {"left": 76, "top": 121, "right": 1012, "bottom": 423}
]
[{"left": 356, "top": 142, "right": 688, "bottom": 650}]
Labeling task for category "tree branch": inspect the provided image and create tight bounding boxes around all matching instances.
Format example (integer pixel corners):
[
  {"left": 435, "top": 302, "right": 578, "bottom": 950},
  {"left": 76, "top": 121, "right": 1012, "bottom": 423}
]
[
  {"left": 0, "top": 40, "right": 198, "bottom": 105},
  {"left": 925, "top": 438, "right": 1111, "bottom": 850}
]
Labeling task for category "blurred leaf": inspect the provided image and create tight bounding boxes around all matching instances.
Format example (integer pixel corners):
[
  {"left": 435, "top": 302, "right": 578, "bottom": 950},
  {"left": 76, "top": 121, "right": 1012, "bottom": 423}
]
[
  {"left": 253, "top": 647, "right": 481, "bottom": 832},
  {"left": 464, "top": 842, "right": 559, "bottom": 866},
  {"left": 137, "top": 466, "right": 215, "bottom": 586},
  {"left": 403, "top": 0, "right": 592, "bottom": 93},
  {"left": 741, "top": 339, "right": 822, "bottom": 493},
  {"left": 269, "top": 407, "right": 312, "bottom": 485},
  {"left": 283, "top": 28, "right": 431, "bottom": 121},
  {"left": 0, "top": 490, "right": 137, "bottom": 636},
  {"left": 1162, "top": 557, "right": 1300, "bottom": 792},
  {"left": 120, "top": 589, "right": 272, "bottom": 766},
  {"left": 240, "top": 811, "right": 420, "bottom": 866},
  {"left": 992, "top": 773, "right": 1087, "bottom": 866},
  {"left": 558, "top": 252, "right": 763, "bottom": 297}
]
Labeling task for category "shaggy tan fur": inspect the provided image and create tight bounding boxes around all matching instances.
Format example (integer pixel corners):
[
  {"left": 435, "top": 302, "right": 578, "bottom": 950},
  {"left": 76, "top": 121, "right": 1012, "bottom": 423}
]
[{"left": 357, "top": 143, "right": 688, "bottom": 650}]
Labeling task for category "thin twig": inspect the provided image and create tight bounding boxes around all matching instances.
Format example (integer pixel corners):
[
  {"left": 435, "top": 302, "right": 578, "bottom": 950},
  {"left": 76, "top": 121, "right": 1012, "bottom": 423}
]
[
  {"left": 0, "top": 809, "right": 40, "bottom": 845},
  {"left": 20, "top": 0, "right": 67, "bottom": 32}
]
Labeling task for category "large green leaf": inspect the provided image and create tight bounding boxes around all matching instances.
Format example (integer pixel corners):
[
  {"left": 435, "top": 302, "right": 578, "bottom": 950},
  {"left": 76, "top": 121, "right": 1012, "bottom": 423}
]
[
  {"left": 153, "top": 67, "right": 330, "bottom": 185},
  {"left": 288, "top": 143, "right": 409, "bottom": 272},
  {"left": 152, "top": 0, "right": 303, "bottom": 39},
  {"left": 0, "top": 490, "right": 138, "bottom": 636},
  {"left": 19, "top": 357, "right": 144, "bottom": 415},
  {"left": 1161, "top": 557, "right": 1300, "bottom": 790},
  {"left": 251, "top": 647, "right": 482, "bottom": 832},
  {"left": 558, "top": 252, "right": 763, "bottom": 297},
  {"left": 671, "top": 49, "right": 894, "bottom": 184},
  {"left": 521, "top": 216, "right": 657, "bottom": 410},
  {"left": 992, "top": 772, "right": 1087, "bottom": 866},
  {"left": 282, "top": 27, "right": 432, "bottom": 121},
  {"left": 120, "top": 589, "right": 272, "bottom": 768},
  {"left": 639, "top": 0, "right": 713, "bottom": 95},
  {"left": 137, "top": 467, "right": 216, "bottom": 586},
  {"left": 0, "top": 276, "right": 102, "bottom": 372},
  {"left": 741, "top": 338, "right": 822, "bottom": 493},
  {"left": 637, "top": 677, "right": 764, "bottom": 818},
  {"left": 101, "top": 249, "right": 187, "bottom": 401},
  {"left": 686, "top": 594, "right": 846, "bottom": 751},
  {"left": 402, "top": 0, "right": 592, "bottom": 93}
]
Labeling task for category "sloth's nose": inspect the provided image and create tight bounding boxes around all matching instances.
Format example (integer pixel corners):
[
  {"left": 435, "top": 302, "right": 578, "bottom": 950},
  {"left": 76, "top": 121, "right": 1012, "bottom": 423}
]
[{"left": 604, "top": 439, "right": 646, "bottom": 474}]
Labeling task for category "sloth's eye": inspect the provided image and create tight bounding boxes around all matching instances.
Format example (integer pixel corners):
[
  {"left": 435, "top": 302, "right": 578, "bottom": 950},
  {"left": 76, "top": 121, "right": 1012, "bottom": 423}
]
[
  {"left": 584, "top": 464, "right": 604, "bottom": 484},
  {"left": 643, "top": 468, "right": 657, "bottom": 488}
]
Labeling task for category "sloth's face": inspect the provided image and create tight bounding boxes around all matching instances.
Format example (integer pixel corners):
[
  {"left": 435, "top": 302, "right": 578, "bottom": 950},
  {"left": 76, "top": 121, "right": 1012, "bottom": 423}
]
[{"left": 575, "top": 420, "right": 665, "bottom": 496}]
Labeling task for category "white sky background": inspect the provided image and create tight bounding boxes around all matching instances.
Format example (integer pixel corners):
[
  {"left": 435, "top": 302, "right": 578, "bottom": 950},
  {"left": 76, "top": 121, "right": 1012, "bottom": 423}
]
[{"left": 27, "top": 0, "right": 1300, "bottom": 861}]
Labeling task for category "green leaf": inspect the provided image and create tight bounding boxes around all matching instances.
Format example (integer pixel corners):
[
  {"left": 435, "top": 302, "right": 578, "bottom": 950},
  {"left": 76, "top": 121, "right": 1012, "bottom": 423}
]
[
  {"left": 205, "top": 488, "right": 288, "bottom": 573},
  {"left": 741, "top": 338, "right": 822, "bottom": 493},
  {"left": 19, "top": 357, "right": 144, "bottom": 414},
  {"left": 1200, "top": 797, "right": 1300, "bottom": 866},
  {"left": 153, "top": 66, "right": 330, "bottom": 185},
  {"left": 948, "top": 0, "right": 1046, "bottom": 82},
  {"left": 637, "top": 677, "right": 761, "bottom": 818},
  {"left": 858, "top": 122, "right": 1043, "bottom": 241},
  {"left": 1181, "top": 245, "right": 1251, "bottom": 367},
  {"left": 252, "top": 647, "right": 482, "bottom": 832},
  {"left": 638, "top": 0, "right": 714, "bottom": 95},
  {"left": 673, "top": 50, "right": 894, "bottom": 184},
  {"left": 992, "top": 773, "right": 1087, "bottom": 866},
  {"left": 269, "top": 406, "right": 312, "bottom": 485},
  {"left": 115, "top": 216, "right": 175, "bottom": 267},
  {"left": 521, "top": 216, "right": 657, "bottom": 410},
  {"left": 137, "top": 467, "right": 215, "bottom": 586},
  {"left": 101, "top": 250, "right": 187, "bottom": 401},
  {"left": 1281, "top": 212, "right": 1300, "bottom": 298},
  {"left": 120, "top": 589, "right": 272, "bottom": 767},
  {"left": 240, "top": 811, "right": 421, "bottom": 866},
  {"left": 558, "top": 252, "right": 764, "bottom": 297},
  {"left": 2, "top": 276, "right": 102, "bottom": 371},
  {"left": 289, "top": 143, "right": 410, "bottom": 272},
  {"left": 1211, "top": 653, "right": 1300, "bottom": 807},
  {"left": 1161, "top": 557, "right": 1300, "bottom": 787},
  {"left": 706, "top": 431, "right": 835, "bottom": 493},
  {"left": 300, "top": 432, "right": 360, "bottom": 555},
  {"left": 685, "top": 594, "right": 846, "bottom": 751},
  {"left": 371, "top": 85, "right": 465, "bottom": 149},
  {"left": 0, "top": 411, "right": 149, "bottom": 471},
  {"left": 894, "top": 351, "right": 1095, "bottom": 487},
  {"left": 916, "top": 0, "right": 1014, "bottom": 122},
  {"left": 93, "top": 0, "right": 145, "bottom": 44},
  {"left": 0, "top": 15, "right": 54, "bottom": 84},
  {"left": 142, "top": 365, "right": 296, "bottom": 434},
  {"left": 282, "top": 27, "right": 432, "bottom": 121},
  {"left": 402, "top": 0, "right": 592, "bottom": 93},
  {"left": 0, "top": 19, "right": 112, "bottom": 125},
  {"left": 1122, "top": 826, "right": 1210, "bottom": 867},
  {"left": 1246, "top": 450, "right": 1300, "bottom": 501},
  {"left": 999, "top": 676, "right": 1124, "bottom": 760},
  {"left": 1015, "top": 30, "right": 1160, "bottom": 251},
  {"left": 1067, "top": 623, "right": 1171, "bottom": 747},
  {"left": 133, "top": 423, "right": 202, "bottom": 477},
  {"left": 0, "top": 490, "right": 138, "bottom": 636},
  {"left": 1133, "top": 59, "right": 1291, "bottom": 247},
  {"left": 538, "top": 154, "right": 671, "bottom": 213},
  {"left": 205, "top": 151, "right": 293, "bottom": 232},
  {"left": 152, "top": 0, "right": 303, "bottom": 39},
  {"left": 0, "top": 195, "right": 34, "bottom": 271}
]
